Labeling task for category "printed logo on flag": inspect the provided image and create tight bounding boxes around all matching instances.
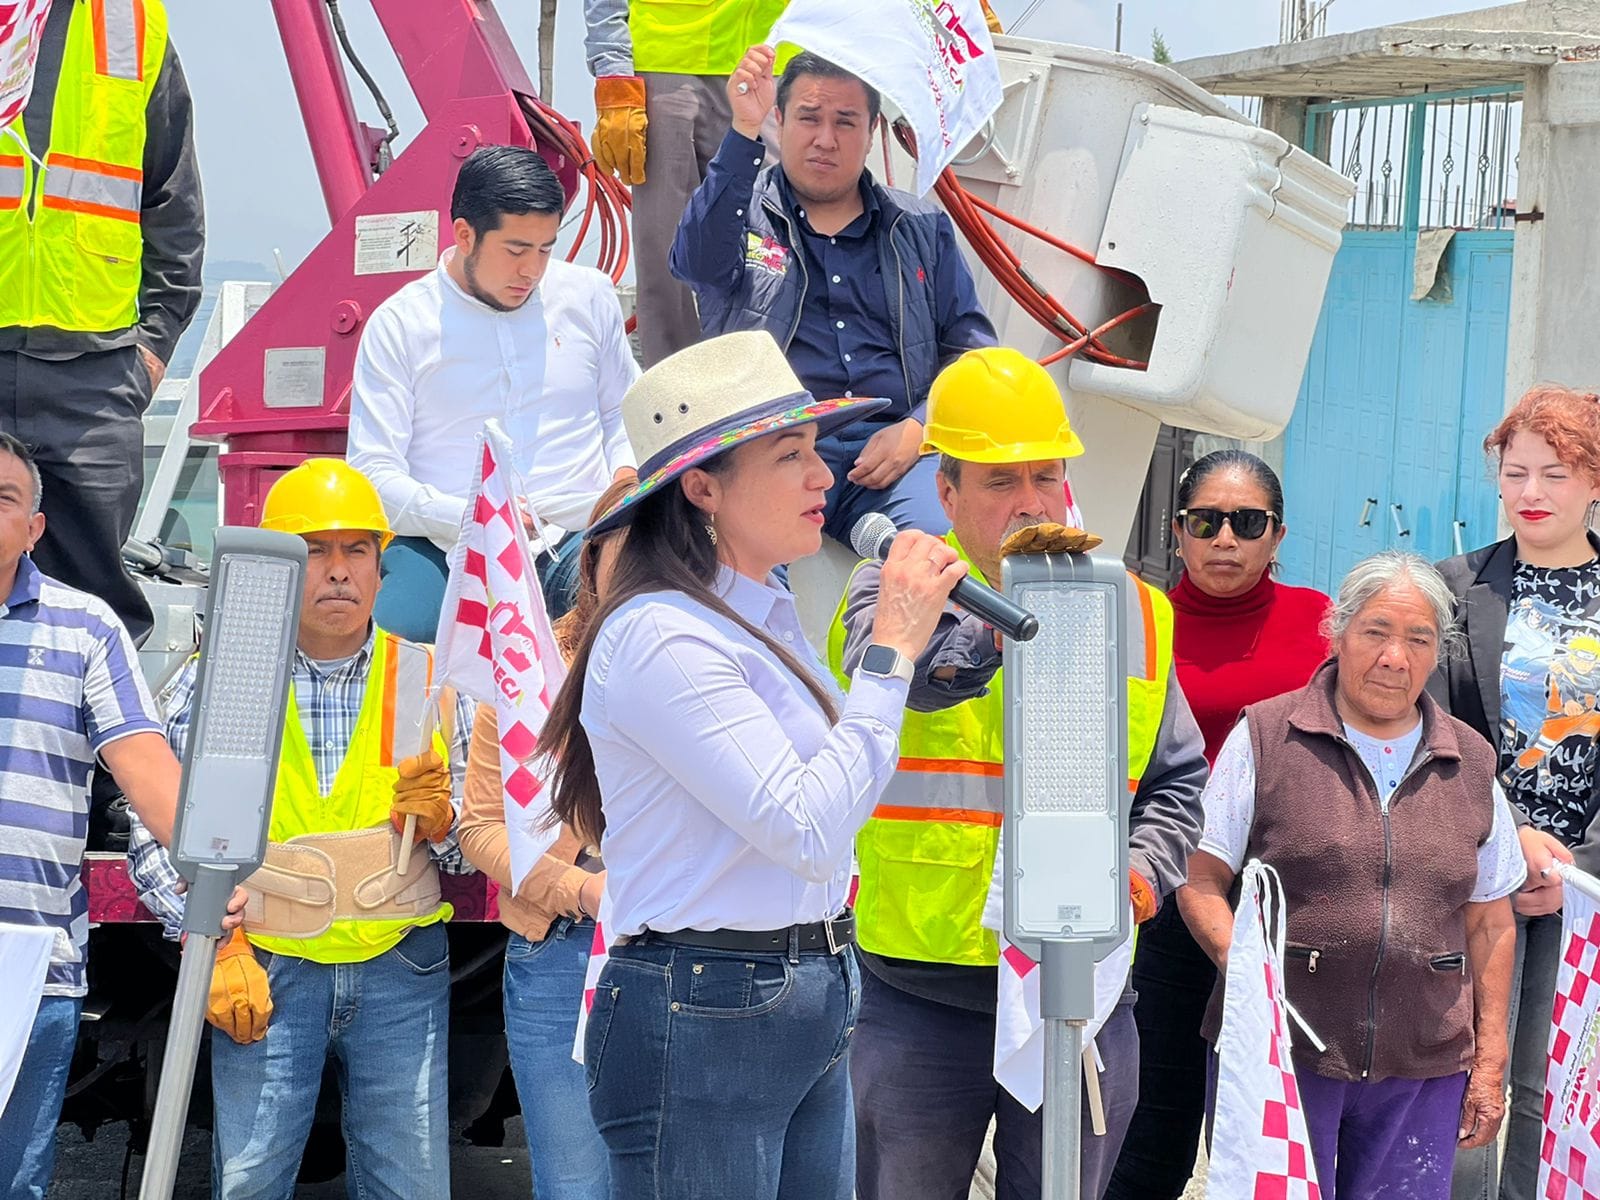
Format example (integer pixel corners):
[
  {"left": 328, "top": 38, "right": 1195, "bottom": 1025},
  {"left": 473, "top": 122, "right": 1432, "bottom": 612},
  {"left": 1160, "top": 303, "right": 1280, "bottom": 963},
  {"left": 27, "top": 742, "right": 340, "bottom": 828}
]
[
  {"left": 0, "top": 0, "right": 52, "bottom": 130},
  {"left": 435, "top": 422, "right": 568, "bottom": 890}
]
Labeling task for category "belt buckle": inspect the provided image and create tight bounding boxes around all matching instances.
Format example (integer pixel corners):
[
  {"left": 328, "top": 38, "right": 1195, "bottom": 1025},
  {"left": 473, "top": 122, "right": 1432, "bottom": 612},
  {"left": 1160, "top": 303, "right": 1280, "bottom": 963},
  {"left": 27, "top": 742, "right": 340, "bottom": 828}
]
[{"left": 824, "top": 915, "right": 844, "bottom": 956}]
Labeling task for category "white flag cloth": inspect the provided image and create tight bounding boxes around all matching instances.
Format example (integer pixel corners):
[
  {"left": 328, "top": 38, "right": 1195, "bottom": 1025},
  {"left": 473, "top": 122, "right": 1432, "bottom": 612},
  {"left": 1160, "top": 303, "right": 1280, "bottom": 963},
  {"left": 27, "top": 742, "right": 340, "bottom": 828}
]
[
  {"left": 1209, "top": 860, "right": 1323, "bottom": 1200},
  {"left": 769, "top": 0, "right": 1003, "bottom": 196},
  {"left": 993, "top": 927, "right": 1132, "bottom": 1113},
  {"left": 434, "top": 420, "right": 567, "bottom": 894},
  {"left": 573, "top": 917, "right": 610, "bottom": 1064},
  {"left": 981, "top": 842, "right": 1129, "bottom": 1110},
  {"left": 0, "top": 0, "right": 51, "bottom": 133},
  {"left": 0, "top": 923, "right": 53, "bottom": 1118},
  {"left": 1539, "top": 863, "right": 1600, "bottom": 1197}
]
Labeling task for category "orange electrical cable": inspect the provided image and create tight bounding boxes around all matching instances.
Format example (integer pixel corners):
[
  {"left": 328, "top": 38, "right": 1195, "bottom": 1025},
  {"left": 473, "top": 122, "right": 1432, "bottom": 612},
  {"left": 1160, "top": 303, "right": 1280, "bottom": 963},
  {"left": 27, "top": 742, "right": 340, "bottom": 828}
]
[
  {"left": 521, "top": 94, "right": 638, "bottom": 333},
  {"left": 892, "top": 119, "right": 1154, "bottom": 370}
]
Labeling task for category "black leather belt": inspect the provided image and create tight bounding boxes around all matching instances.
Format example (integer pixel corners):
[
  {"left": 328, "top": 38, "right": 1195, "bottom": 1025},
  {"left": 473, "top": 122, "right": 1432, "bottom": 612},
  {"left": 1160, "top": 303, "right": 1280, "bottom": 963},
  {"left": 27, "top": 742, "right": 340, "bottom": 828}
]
[{"left": 639, "top": 912, "right": 855, "bottom": 955}]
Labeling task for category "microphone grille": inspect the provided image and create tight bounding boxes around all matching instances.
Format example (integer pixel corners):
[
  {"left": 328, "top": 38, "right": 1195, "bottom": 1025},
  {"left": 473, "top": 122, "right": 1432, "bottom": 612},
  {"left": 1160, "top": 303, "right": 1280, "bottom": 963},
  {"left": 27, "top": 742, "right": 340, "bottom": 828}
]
[{"left": 850, "top": 512, "right": 898, "bottom": 559}]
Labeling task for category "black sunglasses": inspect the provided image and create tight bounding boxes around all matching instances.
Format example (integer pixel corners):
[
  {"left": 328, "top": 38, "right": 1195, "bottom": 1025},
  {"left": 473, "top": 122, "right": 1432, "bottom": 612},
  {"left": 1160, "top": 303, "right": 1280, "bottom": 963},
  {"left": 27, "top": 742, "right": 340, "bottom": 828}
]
[{"left": 1177, "top": 507, "right": 1279, "bottom": 540}]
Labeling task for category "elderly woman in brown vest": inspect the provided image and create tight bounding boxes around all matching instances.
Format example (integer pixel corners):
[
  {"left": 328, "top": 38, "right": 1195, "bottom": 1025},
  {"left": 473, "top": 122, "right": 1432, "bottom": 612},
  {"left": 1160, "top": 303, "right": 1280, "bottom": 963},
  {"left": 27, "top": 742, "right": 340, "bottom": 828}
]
[{"left": 1181, "top": 550, "right": 1523, "bottom": 1199}]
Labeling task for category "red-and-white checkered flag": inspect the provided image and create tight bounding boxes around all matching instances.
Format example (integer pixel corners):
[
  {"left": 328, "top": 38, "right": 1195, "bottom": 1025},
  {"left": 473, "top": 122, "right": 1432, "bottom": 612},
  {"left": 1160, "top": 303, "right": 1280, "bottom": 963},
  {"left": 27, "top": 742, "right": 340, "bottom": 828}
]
[
  {"left": 1209, "top": 860, "right": 1324, "bottom": 1200},
  {"left": 435, "top": 420, "right": 568, "bottom": 893},
  {"left": 0, "top": 1, "right": 52, "bottom": 131},
  {"left": 1540, "top": 864, "right": 1600, "bottom": 1198}
]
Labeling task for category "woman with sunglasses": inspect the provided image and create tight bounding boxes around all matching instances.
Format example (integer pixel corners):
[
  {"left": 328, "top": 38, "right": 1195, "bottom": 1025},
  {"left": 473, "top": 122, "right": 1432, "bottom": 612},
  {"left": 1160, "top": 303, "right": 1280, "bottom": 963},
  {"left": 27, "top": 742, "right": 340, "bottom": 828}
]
[
  {"left": 1434, "top": 386, "right": 1598, "bottom": 1200},
  {"left": 1106, "top": 449, "right": 1330, "bottom": 1200},
  {"left": 457, "top": 474, "right": 635, "bottom": 1200}
]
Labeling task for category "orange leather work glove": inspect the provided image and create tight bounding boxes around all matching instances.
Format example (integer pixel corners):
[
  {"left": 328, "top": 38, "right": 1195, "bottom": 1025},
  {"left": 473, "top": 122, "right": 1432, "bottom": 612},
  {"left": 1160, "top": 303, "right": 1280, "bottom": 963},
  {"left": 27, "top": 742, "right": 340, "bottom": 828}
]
[
  {"left": 1130, "top": 868, "right": 1158, "bottom": 925},
  {"left": 391, "top": 749, "right": 454, "bottom": 844},
  {"left": 979, "top": 0, "right": 1004, "bottom": 34},
  {"left": 207, "top": 929, "right": 272, "bottom": 1044},
  {"left": 593, "top": 76, "right": 648, "bottom": 185}
]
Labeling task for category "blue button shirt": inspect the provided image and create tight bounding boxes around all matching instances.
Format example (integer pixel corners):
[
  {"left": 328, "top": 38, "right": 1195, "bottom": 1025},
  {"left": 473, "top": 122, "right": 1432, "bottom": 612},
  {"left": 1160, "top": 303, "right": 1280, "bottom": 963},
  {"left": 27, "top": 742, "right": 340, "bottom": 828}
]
[{"left": 778, "top": 174, "right": 903, "bottom": 423}]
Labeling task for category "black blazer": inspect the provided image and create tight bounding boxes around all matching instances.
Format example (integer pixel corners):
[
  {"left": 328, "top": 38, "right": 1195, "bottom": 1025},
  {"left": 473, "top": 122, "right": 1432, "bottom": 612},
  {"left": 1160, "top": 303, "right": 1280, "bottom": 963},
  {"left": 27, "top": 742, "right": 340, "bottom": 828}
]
[{"left": 1429, "top": 533, "right": 1600, "bottom": 869}]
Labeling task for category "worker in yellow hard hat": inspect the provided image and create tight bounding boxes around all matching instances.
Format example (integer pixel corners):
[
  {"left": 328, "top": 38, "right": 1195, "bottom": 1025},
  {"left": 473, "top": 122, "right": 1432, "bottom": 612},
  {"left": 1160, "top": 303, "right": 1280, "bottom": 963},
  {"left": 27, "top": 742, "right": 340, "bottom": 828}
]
[
  {"left": 826, "top": 346, "right": 1208, "bottom": 1200},
  {"left": 126, "top": 457, "right": 474, "bottom": 1197}
]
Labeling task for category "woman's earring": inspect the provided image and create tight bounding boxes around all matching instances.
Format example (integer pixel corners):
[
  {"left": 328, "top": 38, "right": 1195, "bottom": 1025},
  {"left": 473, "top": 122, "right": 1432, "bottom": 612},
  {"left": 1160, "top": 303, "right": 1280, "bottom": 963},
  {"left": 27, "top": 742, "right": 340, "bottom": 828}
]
[{"left": 705, "top": 520, "right": 718, "bottom": 546}]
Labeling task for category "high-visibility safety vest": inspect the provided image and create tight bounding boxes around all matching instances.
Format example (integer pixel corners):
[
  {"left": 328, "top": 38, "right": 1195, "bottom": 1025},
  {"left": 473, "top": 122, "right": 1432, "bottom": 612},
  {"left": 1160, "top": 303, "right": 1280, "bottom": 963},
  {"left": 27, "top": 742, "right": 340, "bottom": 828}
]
[
  {"left": 826, "top": 533, "right": 1174, "bottom": 968},
  {"left": 629, "top": 0, "right": 789, "bottom": 76},
  {"left": 0, "top": 0, "right": 167, "bottom": 333},
  {"left": 249, "top": 629, "right": 453, "bottom": 965}
]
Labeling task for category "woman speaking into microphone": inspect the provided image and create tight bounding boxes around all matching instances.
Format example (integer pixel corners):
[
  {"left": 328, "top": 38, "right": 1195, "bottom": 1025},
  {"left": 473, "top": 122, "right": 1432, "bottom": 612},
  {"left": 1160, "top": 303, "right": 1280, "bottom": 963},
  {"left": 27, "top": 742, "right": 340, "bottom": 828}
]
[{"left": 543, "top": 330, "right": 966, "bottom": 1199}]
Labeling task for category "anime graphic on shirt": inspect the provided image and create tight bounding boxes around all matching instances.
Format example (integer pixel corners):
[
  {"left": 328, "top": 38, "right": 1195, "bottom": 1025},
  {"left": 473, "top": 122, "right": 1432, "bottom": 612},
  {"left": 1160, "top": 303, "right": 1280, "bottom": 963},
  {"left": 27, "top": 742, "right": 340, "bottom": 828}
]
[{"left": 1500, "top": 568, "right": 1600, "bottom": 840}]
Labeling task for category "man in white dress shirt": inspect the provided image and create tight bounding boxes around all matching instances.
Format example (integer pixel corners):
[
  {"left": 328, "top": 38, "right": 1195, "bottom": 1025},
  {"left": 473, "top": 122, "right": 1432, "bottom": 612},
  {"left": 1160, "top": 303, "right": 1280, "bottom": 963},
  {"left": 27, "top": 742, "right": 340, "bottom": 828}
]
[{"left": 349, "top": 145, "right": 640, "bottom": 642}]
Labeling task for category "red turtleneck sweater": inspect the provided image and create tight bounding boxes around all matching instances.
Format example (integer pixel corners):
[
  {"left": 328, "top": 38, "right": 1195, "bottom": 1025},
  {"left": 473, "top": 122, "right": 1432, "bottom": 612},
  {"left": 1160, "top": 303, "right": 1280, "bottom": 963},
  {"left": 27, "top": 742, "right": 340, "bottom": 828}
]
[{"left": 1168, "top": 570, "right": 1332, "bottom": 764}]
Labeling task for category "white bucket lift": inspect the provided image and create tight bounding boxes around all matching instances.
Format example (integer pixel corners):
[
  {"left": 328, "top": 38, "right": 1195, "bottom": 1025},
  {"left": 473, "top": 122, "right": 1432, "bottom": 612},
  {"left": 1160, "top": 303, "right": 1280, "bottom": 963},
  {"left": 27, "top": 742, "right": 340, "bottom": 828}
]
[{"left": 792, "top": 38, "right": 1354, "bottom": 646}]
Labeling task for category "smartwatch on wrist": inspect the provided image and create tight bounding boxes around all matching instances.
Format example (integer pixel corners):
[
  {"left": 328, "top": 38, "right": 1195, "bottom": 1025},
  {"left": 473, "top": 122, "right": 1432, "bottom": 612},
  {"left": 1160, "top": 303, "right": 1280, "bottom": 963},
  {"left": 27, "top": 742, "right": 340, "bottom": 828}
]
[{"left": 857, "top": 643, "right": 914, "bottom": 685}]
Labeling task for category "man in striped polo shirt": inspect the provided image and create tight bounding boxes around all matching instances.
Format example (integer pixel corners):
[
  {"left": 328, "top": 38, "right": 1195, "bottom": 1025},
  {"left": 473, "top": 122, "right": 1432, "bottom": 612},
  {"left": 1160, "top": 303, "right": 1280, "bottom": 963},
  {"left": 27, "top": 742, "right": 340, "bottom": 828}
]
[{"left": 0, "top": 432, "right": 241, "bottom": 1199}]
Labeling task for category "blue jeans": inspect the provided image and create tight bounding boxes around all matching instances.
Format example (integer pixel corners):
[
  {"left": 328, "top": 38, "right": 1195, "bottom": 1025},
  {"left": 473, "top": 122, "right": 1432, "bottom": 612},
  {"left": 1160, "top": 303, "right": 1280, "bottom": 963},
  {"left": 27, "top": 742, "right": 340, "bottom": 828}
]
[
  {"left": 0, "top": 995, "right": 82, "bottom": 1200},
  {"left": 210, "top": 923, "right": 451, "bottom": 1200},
  {"left": 584, "top": 935, "right": 862, "bottom": 1199},
  {"left": 816, "top": 424, "right": 952, "bottom": 545},
  {"left": 374, "top": 532, "right": 583, "bottom": 643},
  {"left": 503, "top": 918, "right": 608, "bottom": 1200}
]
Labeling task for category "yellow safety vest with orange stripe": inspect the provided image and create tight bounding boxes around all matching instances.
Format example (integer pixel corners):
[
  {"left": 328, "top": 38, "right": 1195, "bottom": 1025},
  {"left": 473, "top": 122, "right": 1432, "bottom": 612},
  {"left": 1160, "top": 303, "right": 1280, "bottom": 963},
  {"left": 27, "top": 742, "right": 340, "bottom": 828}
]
[
  {"left": 249, "top": 629, "right": 454, "bottom": 965},
  {"left": 629, "top": 0, "right": 789, "bottom": 76},
  {"left": 0, "top": 0, "right": 168, "bottom": 333},
  {"left": 826, "top": 533, "right": 1173, "bottom": 967}
]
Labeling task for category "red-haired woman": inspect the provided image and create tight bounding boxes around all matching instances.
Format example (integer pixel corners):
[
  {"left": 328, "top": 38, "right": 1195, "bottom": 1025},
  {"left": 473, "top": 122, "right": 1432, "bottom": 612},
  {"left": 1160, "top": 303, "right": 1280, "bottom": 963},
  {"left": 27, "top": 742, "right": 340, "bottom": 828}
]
[{"left": 1433, "top": 386, "right": 1599, "bottom": 1200}]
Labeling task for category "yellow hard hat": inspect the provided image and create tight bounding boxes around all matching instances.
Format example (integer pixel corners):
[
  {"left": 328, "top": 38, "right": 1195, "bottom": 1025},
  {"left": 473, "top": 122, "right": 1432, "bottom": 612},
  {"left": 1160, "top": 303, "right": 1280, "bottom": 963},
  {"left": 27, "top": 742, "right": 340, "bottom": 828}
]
[
  {"left": 260, "top": 459, "right": 393, "bottom": 549},
  {"left": 920, "top": 347, "right": 1085, "bottom": 463}
]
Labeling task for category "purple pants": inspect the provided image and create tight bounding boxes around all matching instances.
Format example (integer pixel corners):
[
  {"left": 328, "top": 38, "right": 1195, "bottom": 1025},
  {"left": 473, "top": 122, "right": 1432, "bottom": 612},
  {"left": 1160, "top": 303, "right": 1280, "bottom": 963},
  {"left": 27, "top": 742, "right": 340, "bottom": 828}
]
[
  {"left": 1296, "top": 1069, "right": 1468, "bottom": 1199},
  {"left": 1209, "top": 1055, "right": 1468, "bottom": 1200}
]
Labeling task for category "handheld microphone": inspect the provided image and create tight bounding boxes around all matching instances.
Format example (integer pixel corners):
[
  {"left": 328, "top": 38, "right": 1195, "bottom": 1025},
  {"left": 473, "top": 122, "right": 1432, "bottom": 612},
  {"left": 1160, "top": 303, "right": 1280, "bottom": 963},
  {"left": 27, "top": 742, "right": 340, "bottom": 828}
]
[{"left": 849, "top": 513, "right": 1040, "bottom": 642}]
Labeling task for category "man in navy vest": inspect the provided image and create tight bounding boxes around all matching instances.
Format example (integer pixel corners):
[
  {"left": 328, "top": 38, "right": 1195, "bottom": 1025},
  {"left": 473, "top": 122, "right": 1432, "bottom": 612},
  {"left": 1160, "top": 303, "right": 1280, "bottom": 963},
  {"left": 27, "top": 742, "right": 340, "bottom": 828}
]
[{"left": 670, "top": 45, "right": 996, "bottom": 543}]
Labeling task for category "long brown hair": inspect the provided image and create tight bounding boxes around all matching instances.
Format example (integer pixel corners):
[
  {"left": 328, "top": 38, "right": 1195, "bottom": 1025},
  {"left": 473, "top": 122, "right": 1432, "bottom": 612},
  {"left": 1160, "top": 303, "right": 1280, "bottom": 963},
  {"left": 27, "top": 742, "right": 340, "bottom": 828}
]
[
  {"left": 551, "top": 475, "right": 638, "bottom": 661},
  {"left": 542, "top": 457, "right": 840, "bottom": 845}
]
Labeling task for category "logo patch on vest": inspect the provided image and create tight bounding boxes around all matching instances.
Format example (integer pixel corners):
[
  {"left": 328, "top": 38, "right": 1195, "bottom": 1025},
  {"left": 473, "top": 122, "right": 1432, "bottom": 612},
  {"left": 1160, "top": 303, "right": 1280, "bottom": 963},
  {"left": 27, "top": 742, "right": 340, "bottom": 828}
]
[{"left": 745, "top": 233, "right": 790, "bottom": 277}]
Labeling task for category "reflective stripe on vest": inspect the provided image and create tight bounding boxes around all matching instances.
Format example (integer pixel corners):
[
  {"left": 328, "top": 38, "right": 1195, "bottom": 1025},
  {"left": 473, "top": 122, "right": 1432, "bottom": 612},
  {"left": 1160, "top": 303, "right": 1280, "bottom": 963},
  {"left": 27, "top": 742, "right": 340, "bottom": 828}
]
[
  {"left": 0, "top": 0, "right": 167, "bottom": 332},
  {"left": 93, "top": 0, "right": 148, "bottom": 82},
  {"left": 628, "top": 0, "right": 789, "bottom": 76},
  {"left": 874, "top": 757, "right": 1003, "bottom": 827},
  {"left": 0, "top": 154, "right": 24, "bottom": 210},
  {"left": 248, "top": 630, "right": 452, "bottom": 965},
  {"left": 826, "top": 535, "right": 1174, "bottom": 968},
  {"left": 41, "top": 153, "right": 142, "bottom": 222}
]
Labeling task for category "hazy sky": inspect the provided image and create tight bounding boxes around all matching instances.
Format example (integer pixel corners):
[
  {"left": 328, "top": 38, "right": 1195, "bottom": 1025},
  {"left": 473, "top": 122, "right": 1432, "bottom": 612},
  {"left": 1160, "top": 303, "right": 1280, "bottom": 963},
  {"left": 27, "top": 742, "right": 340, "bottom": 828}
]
[{"left": 170, "top": 0, "right": 1474, "bottom": 271}]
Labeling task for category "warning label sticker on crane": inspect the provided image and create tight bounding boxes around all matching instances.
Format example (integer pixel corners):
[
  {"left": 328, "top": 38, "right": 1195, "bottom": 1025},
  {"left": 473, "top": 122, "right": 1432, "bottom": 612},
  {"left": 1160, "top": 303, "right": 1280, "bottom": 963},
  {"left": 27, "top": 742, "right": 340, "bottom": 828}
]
[{"left": 354, "top": 210, "right": 439, "bottom": 275}]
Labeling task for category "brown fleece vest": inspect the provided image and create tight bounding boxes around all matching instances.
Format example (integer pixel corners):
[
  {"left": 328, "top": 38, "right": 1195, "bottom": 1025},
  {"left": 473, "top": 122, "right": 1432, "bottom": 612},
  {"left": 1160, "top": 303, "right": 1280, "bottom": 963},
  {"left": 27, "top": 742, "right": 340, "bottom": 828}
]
[{"left": 1201, "top": 660, "right": 1498, "bottom": 1082}]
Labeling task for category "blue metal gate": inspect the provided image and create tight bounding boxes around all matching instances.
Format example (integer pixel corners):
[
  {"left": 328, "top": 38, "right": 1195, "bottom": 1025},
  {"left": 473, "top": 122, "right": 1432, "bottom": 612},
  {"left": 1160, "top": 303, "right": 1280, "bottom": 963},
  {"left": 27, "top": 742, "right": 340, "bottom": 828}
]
[{"left": 1278, "top": 88, "right": 1520, "bottom": 593}]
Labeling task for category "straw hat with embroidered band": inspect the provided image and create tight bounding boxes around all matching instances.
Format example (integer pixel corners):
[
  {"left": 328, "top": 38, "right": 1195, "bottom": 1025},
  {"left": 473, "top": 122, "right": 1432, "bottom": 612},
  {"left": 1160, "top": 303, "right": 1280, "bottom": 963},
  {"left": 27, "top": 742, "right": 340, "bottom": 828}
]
[{"left": 587, "top": 331, "right": 889, "bottom": 536}]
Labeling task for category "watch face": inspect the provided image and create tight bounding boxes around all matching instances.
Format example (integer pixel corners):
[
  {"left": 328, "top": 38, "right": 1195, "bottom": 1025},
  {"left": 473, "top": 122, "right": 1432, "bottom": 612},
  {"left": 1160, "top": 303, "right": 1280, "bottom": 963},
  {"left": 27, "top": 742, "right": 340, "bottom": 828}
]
[{"left": 862, "top": 645, "right": 899, "bottom": 675}]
